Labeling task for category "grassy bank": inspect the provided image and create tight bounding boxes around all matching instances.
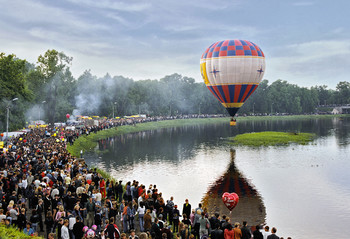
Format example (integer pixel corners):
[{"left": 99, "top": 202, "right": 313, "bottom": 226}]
[
  {"left": 229, "top": 131, "right": 315, "bottom": 147},
  {"left": 67, "top": 117, "right": 229, "bottom": 157},
  {"left": 0, "top": 225, "right": 42, "bottom": 239}
]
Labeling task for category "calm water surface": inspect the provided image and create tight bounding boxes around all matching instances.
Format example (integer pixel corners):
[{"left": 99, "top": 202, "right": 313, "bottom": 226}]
[{"left": 85, "top": 117, "right": 350, "bottom": 239}]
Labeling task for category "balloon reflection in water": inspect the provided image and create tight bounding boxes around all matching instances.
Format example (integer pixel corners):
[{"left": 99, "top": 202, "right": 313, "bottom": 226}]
[{"left": 202, "top": 149, "right": 266, "bottom": 225}]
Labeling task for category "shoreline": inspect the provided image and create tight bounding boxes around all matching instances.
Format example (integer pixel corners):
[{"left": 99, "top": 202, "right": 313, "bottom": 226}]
[{"left": 66, "top": 114, "right": 348, "bottom": 157}]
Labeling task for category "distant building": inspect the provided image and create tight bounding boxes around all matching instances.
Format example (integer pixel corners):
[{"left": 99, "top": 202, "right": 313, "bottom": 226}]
[{"left": 332, "top": 106, "right": 350, "bottom": 114}]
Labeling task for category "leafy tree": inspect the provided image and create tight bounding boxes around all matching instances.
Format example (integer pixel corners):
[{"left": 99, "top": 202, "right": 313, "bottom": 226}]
[
  {"left": 335, "top": 81, "right": 350, "bottom": 104},
  {"left": 36, "top": 49, "right": 73, "bottom": 124},
  {"left": 0, "top": 53, "right": 32, "bottom": 131}
]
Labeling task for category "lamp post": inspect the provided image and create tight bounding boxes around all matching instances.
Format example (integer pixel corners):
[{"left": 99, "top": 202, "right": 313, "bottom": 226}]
[
  {"left": 39, "top": 101, "right": 46, "bottom": 121},
  {"left": 113, "top": 102, "right": 117, "bottom": 119},
  {"left": 6, "top": 98, "right": 18, "bottom": 144}
]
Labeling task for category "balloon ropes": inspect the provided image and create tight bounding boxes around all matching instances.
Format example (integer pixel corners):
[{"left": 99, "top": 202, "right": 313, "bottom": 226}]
[{"left": 200, "top": 39, "right": 266, "bottom": 125}]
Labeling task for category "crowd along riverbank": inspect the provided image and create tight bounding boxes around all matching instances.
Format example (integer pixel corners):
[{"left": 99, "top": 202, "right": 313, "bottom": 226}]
[{"left": 0, "top": 114, "right": 348, "bottom": 239}]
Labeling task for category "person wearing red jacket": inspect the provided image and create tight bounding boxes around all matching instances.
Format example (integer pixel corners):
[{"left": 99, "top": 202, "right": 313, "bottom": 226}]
[
  {"left": 104, "top": 217, "right": 121, "bottom": 239},
  {"left": 100, "top": 178, "right": 106, "bottom": 199}
]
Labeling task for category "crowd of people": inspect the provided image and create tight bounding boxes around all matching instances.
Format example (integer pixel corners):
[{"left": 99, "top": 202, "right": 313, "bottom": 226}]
[{"left": 0, "top": 118, "right": 290, "bottom": 239}]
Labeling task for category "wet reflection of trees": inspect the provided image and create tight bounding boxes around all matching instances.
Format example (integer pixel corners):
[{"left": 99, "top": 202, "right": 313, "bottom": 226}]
[
  {"left": 202, "top": 149, "right": 266, "bottom": 226},
  {"left": 96, "top": 124, "right": 232, "bottom": 167},
  {"left": 237, "top": 118, "right": 337, "bottom": 137},
  {"left": 333, "top": 117, "right": 350, "bottom": 146},
  {"left": 92, "top": 117, "right": 346, "bottom": 169}
]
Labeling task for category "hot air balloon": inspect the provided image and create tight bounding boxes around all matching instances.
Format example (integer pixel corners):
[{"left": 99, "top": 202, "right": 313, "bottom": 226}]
[{"left": 200, "top": 39, "right": 266, "bottom": 125}]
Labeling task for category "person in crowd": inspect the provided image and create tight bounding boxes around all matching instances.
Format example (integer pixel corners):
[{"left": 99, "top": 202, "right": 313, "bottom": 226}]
[
  {"left": 233, "top": 222, "right": 242, "bottom": 239},
  {"left": 209, "top": 213, "right": 220, "bottom": 231},
  {"left": 182, "top": 199, "right": 191, "bottom": 219},
  {"left": 253, "top": 225, "right": 263, "bottom": 239},
  {"left": 267, "top": 227, "right": 279, "bottom": 239},
  {"left": 198, "top": 211, "right": 209, "bottom": 238},
  {"left": 192, "top": 209, "right": 201, "bottom": 239},
  {"left": 86, "top": 197, "right": 96, "bottom": 227},
  {"left": 23, "top": 222, "right": 34, "bottom": 236},
  {"left": 48, "top": 232, "right": 56, "bottom": 239},
  {"left": 95, "top": 209, "right": 103, "bottom": 233},
  {"left": 67, "top": 210, "right": 76, "bottom": 239},
  {"left": 137, "top": 202, "right": 146, "bottom": 232},
  {"left": 261, "top": 225, "right": 271, "bottom": 239},
  {"left": 73, "top": 216, "right": 85, "bottom": 239},
  {"left": 224, "top": 223, "right": 234, "bottom": 239},
  {"left": 139, "top": 232, "right": 148, "bottom": 239},
  {"left": 45, "top": 211, "right": 55, "bottom": 236},
  {"left": 17, "top": 208, "right": 27, "bottom": 230},
  {"left": 122, "top": 201, "right": 130, "bottom": 233},
  {"left": 172, "top": 205, "right": 181, "bottom": 233},
  {"left": 129, "top": 229, "right": 139, "bottom": 239},
  {"left": 211, "top": 223, "right": 224, "bottom": 239},
  {"left": 104, "top": 217, "right": 121, "bottom": 239},
  {"left": 57, "top": 218, "right": 64, "bottom": 239},
  {"left": 36, "top": 198, "right": 44, "bottom": 232},
  {"left": 151, "top": 218, "right": 161, "bottom": 239},
  {"left": 0, "top": 209, "right": 6, "bottom": 223},
  {"left": 61, "top": 219, "right": 70, "bottom": 239},
  {"left": 120, "top": 233, "right": 127, "bottom": 239},
  {"left": 144, "top": 209, "right": 152, "bottom": 232},
  {"left": 241, "top": 221, "right": 251, "bottom": 239},
  {"left": 30, "top": 209, "right": 40, "bottom": 232},
  {"left": 129, "top": 201, "right": 137, "bottom": 231},
  {"left": 9, "top": 203, "right": 19, "bottom": 226}
]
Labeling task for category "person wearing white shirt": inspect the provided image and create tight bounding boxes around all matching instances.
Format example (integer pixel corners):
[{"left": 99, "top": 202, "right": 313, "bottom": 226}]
[
  {"left": 95, "top": 191, "right": 102, "bottom": 206},
  {"left": 260, "top": 225, "right": 271, "bottom": 239},
  {"left": 137, "top": 202, "right": 146, "bottom": 232},
  {"left": 0, "top": 209, "right": 6, "bottom": 223},
  {"left": 51, "top": 187, "right": 60, "bottom": 199},
  {"left": 21, "top": 176, "right": 28, "bottom": 189},
  {"left": 34, "top": 179, "right": 41, "bottom": 188},
  {"left": 61, "top": 219, "right": 70, "bottom": 239}
]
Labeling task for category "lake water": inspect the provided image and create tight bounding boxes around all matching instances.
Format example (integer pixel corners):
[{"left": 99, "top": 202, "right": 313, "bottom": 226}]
[{"left": 85, "top": 117, "right": 350, "bottom": 239}]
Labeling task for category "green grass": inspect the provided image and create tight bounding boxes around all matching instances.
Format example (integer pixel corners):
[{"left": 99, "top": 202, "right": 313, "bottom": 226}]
[
  {"left": 228, "top": 131, "right": 316, "bottom": 147},
  {"left": 0, "top": 225, "right": 43, "bottom": 239},
  {"left": 92, "top": 167, "right": 112, "bottom": 179}
]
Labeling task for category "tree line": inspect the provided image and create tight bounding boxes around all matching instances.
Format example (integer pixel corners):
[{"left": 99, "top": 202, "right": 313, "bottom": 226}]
[{"left": 1, "top": 50, "right": 349, "bottom": 131}]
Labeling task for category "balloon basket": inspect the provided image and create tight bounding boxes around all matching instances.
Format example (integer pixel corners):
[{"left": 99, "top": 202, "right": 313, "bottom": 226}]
[{"left": 230, "top": 121, "right": 236, "bottom": 126}]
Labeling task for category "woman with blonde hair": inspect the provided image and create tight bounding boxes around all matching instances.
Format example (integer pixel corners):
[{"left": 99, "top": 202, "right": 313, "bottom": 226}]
[
  {"left": 7, "top": 200, "right": 14, "bottom": 211},
  {"left": 233, "top": 222, "right": 242, "bottom": 239},
  {"left": 55, "top": 205, "right": 66, "bottom": 222}
]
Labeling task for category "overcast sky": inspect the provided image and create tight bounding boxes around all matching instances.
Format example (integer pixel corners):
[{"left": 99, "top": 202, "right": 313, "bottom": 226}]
[{"left": 1, "top": 0, "right": 349, "bottom": 89}]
